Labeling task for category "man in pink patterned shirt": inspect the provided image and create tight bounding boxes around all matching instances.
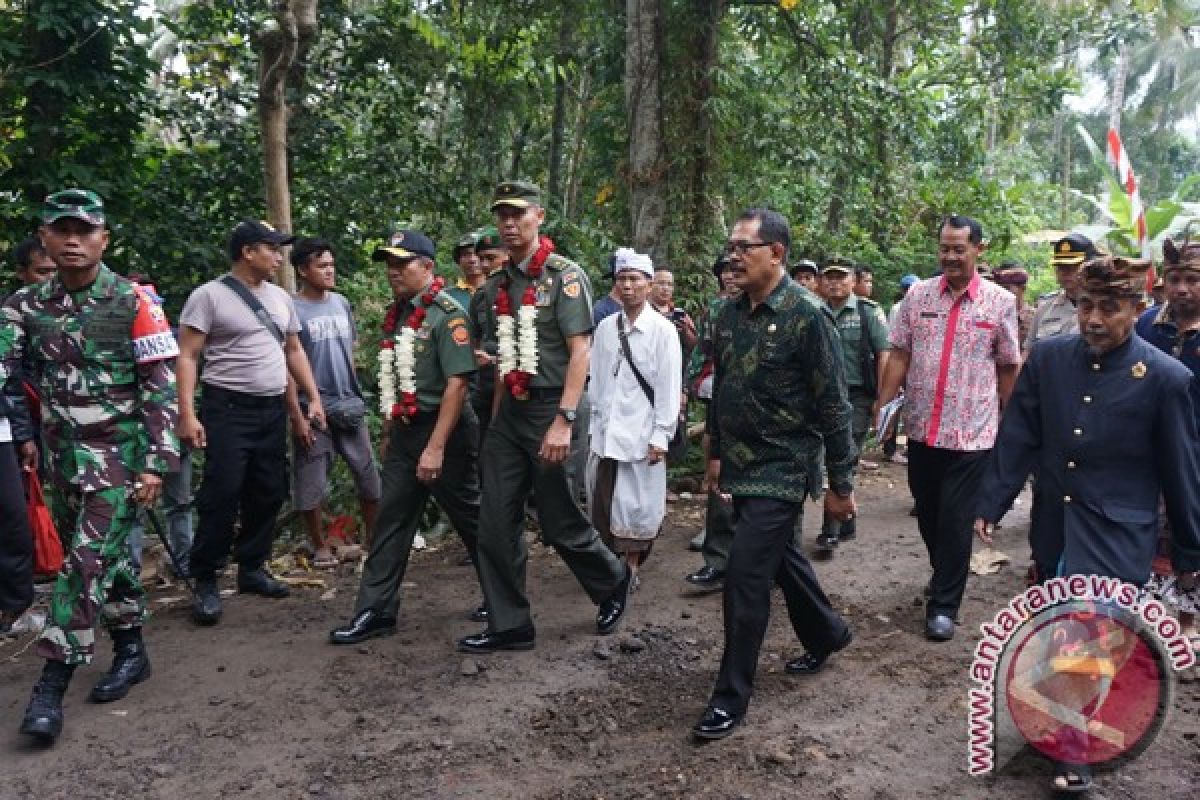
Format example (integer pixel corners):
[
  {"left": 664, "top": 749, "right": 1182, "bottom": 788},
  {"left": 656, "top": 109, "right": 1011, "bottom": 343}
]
[{"left": 876, "top": 215, "right": 1020, "bottom": 641}]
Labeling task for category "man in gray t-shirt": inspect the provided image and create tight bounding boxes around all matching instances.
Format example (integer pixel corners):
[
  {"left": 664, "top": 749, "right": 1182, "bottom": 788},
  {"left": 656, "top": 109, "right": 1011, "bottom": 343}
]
[
  {"left": 177, "top": 220, "right": 325, "bottom": 626},
  {"left": 287, "top": 239, "right": 381, "bottom": 568}
]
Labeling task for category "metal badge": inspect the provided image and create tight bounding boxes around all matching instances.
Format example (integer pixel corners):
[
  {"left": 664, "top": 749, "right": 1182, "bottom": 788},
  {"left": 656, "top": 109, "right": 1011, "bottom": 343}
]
[{"left": 1131, "top": 361, "right": 1147, "bottom": 379}]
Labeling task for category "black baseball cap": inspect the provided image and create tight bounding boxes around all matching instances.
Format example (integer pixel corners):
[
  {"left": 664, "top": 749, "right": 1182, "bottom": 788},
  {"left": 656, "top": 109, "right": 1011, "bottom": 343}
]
[
  {"left": 1051, "top": 233, "right": 1098, "bottom": 267},
  {"left": 372, "top": 229, "right": 436, "bottom": 262},
  {"left": 229, "top": 220, "right": 296, "bottom": 261}
]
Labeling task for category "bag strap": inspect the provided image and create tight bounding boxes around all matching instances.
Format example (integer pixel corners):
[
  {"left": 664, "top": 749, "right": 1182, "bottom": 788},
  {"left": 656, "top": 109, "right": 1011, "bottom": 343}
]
[
  {"left": 617, "top": 314, "right": 655, "bottom": 405},
  {"left": 221, "top": 275, "right": 286, "bottom": 345}
]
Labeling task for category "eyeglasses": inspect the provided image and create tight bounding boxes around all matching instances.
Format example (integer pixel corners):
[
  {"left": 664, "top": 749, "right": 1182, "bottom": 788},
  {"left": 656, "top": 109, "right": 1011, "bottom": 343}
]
[{"left": 724, "top": 240, "right": 773, "bottom": 256}]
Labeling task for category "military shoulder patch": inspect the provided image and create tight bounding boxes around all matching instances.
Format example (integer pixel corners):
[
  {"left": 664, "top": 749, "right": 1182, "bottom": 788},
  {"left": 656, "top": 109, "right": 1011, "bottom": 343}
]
[
  {"left": 436, "top": 293, "right": 464, "bottom": 313},
  {"left": 563, "top": 282, "right": 581, "bottom": 299},
  {"left": 451, "top": 324, "right": 471, "bottom": 346}
]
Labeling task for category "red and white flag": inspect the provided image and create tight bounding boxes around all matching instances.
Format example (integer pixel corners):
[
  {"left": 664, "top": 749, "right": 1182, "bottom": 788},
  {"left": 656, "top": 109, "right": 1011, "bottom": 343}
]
[{"left": 1106, "top": 128, "right": 1149, "bottom": 258}]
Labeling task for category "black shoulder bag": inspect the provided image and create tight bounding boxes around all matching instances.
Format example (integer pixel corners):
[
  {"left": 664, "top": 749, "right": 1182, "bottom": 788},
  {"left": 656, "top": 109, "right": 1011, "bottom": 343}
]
[
  {"left": 221, "top": 275, "right": 285, "bottom": 345},
  {"left": 617, "top": 315, "right": 687, "bottom": 456}
]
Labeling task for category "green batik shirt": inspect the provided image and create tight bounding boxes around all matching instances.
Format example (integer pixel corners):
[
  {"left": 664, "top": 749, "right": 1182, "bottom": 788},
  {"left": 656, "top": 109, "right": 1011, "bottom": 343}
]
[
  {"left": 391, "top": 288, "right": 476, "bottom": 411},
  {"left": 708, "top": 275, "right": 855, "bottom": 501},
  {"left": 477, "top": 252, "right": 593, "bottom": 389},
  {"left": 824, "top": 295, "right": 890, "bottom": 388},
  {"left": 0, "top": 264, "right": 181, "bottom": 489}
]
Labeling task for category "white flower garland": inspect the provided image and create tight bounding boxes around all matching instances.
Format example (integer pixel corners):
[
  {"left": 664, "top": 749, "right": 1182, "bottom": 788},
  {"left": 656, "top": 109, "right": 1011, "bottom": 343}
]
[
  {"left": 377, "top": 328, "right": 419, "bottom": 416},
  {"left": 516, "top": 305, "right": 539, "bottom": 376},
  {"left": 377, "top": 346, "right": 396, "bottom": 415}
]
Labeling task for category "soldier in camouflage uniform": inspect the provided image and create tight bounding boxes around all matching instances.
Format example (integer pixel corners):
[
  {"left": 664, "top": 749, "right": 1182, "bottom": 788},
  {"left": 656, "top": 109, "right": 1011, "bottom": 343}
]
[{"left": 0, "top": 190, "right": 180, "bottom": 743}]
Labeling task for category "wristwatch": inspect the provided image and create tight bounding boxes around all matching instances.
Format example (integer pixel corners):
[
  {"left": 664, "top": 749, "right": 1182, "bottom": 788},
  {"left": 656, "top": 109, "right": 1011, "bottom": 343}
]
[{"left": 557, "top": 407, "right": 577, "bottom": 424}]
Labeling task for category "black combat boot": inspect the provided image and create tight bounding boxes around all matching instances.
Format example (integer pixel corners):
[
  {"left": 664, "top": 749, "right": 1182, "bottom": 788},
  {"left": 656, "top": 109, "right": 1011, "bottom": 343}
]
[
  {"left": 90, "top": 627, "right": 151, "bottom": 703},
  {"left": 19, "top": 660, "right": 76, "bottom": 743}
]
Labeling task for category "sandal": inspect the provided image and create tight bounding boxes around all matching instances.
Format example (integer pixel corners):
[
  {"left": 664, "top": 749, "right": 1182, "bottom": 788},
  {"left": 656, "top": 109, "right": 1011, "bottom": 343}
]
[
  {"left": 312, "top": 547, "right": 338, "bottom": 569},
  {"left": 1052, "top": 762, "right": 1092, "bottom": 794}
]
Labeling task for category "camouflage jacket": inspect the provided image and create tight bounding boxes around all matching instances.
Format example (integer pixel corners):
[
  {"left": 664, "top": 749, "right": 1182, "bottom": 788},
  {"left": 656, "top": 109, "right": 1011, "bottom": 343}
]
[
  {"left": 708, "top": 276, "right": 855, "bottom": 502},
  {"left": 0, "top": 264, "right": 180, "bottom": 489}
]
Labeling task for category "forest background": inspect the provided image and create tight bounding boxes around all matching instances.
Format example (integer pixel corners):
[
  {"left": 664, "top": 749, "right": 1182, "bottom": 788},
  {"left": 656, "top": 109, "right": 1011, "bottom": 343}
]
[{"left": 2, "top": 0, "right": 1199, "bottom": 313}]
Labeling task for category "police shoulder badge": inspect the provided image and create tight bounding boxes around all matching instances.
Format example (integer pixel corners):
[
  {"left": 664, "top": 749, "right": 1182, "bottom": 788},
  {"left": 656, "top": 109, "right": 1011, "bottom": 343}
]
[{"left": 1131, "top": 361, "right": 1147, "bottom": 379}]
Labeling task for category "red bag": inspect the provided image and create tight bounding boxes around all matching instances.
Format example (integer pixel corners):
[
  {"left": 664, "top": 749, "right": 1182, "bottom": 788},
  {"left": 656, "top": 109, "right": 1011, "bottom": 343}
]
[{"left": 27, "top": 472, "right": 63, "bottom": 577}]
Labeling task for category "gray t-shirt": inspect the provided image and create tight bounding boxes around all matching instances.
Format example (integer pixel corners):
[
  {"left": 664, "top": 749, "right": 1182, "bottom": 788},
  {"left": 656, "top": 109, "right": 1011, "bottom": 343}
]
[
  {"left": 293, "top": 292, "right": 361, "bottom": 404},
  {"left": 180, "top": 275, "right": 300, "bottom": 396}
]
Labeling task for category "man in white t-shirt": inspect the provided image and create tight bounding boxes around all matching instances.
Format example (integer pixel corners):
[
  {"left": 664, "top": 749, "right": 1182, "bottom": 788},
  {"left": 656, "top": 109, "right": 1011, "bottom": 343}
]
[{"left": 177, "top": 220, "right": 326, "bottom": 626}]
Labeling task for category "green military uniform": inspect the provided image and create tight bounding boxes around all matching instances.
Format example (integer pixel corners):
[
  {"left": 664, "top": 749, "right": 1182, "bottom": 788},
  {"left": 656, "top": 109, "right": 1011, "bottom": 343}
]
[
  {"left": 473, "top": 184, "right": 625, "bottom": 634},
  {"left": 0, "top": 262, "right": 180, "bottom": 665},
  {"left": 354, "top": 274, "right": 481, "bottom": 620},
  {"left": 824, "top": 293, "right": 889, "bottom": 450}
]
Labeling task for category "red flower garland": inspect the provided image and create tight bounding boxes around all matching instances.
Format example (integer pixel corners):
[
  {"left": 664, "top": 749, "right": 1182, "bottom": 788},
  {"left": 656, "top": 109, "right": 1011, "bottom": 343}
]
[
  {"left": 381, "top": 276, "right": 445, "bottom": 419},
  {"left": 496, "top": 236, "right": 555, "bottom": 399}
]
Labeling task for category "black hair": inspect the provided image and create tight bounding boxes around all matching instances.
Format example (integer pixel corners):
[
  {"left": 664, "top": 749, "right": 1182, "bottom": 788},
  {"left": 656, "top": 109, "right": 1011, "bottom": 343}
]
[
  {"left": 854, "top": 265, "right": 874, "bottom": 280},
  {"left": 291, "top": 237, "right": 334, "bottom": 269},
  {"left": 12, "top": 237, "right": 45, "bottom": 270},
  {"left": 939, "top": 214, "right": 984, "bottom": 245},
  {"left": 736, "top": 207, "right": 790, "bottom": 259}
]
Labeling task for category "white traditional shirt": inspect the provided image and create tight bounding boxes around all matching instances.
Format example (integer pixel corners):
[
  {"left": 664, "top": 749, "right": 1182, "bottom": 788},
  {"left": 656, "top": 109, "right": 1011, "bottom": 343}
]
[{"left": 589, "top": 305, "right": 682, "bottom": 460}]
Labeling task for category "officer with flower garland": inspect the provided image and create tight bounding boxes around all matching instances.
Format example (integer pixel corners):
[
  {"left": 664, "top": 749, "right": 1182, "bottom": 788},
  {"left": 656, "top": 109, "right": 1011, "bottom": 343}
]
[
  {"left": 329, "top": 230, "right": 484, "bottom": 645},
  {"left": 459, "top": 181, "right": 633, "bottom": 654}
]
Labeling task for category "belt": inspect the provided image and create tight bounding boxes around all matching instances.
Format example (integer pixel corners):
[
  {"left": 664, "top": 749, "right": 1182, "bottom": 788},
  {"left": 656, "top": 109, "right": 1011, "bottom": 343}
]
[{"left": 202, "top": 385, "right": 285, "bottom": 409}]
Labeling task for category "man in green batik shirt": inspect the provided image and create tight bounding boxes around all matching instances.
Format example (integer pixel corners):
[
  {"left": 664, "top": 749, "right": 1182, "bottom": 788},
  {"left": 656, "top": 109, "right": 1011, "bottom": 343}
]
[
  {"left": 692, "top": 207, "right": 856, "bottom": 741},
  {"left": 0, "top": 189, "right": 180, "bottom": 743},
  {"left": 329, "top": 229, "right": 486, "bottom": 644},
  {"left": 458, "top": 180, "right": 632, "bottom": 654}
]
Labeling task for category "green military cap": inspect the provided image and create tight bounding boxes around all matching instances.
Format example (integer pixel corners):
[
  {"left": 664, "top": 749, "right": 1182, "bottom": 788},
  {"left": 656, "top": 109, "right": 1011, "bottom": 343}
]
[
  {"left": 490, "top": 180, "right": 542, "bottom": 211},
  {"left": 821, "top": 256, "right": 855, "bottom": 276},
  {"left": 453, "top": 232, "right": 478, "bottom": 257},
  {"left": 42, "top": 188, "right": 105, "bottom": 226},
  {"left": 475, "top": 226, "right": 504, "bottom": 252}
]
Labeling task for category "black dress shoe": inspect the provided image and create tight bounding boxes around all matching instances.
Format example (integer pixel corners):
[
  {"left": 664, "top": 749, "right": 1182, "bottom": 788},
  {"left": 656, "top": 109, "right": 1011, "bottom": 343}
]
[
  {"left": 91, "top": 628, "right": 151, "bottom": 702},
  {"left": 925, "top": 614, "right": 955, "bottom": 641},
  {"left": 192, "top": 578, "right": 222, "bottom": 625},
  {"left": 684, "top": 565, "right": 725, "bottom": 593},
  {"left": 692, "top": 706, "right": 739, "bottom": 740},
  {"left": 330, "top": 609, "right": 397, "bottom": 645},
  {"left": 468, "top": 604, "right": 489, "bottom": 623},
  {"left": 814, "top": 531, "right": 839, "bottom": 556},
  {"left": 457, "top": 626, "right": 536, "bottom": 654},
  {"left": 596, "top": 567, "right": 634, "bottom": 635},
  {"left": 237, "top": 568, "right": 290, "bottom": 598},
  {"left": 785, "top": 627, "right": 853, "bottom": 675}
]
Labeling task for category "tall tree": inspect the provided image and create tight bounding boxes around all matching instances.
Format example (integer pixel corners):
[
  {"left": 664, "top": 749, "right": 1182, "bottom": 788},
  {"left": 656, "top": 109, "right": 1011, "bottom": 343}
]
[{"left": 625, "top": 0, "right": 667, "bottom": 261}]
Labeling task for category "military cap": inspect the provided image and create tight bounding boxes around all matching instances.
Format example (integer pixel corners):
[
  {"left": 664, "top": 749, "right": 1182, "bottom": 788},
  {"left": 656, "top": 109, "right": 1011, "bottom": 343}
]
[
  {"left": 42, "top": 188, "right": 105, "bottom": 226},
  {"left": 790, "top": 259, "right": 818, "bottom": 278},
  {"left": 229, "top": 220, "right": 296, "bottom": 260},
  {"left": 475, "top": 227, "right": 504, "bottom": 252},
  {"left": 490, "top": 180, "right": 542, "bottom": 211},
  {"left": 1163, "top": 230, "right": 1200, "bottom": 275},
  {"left": 372, "top": 229, "right": 436, "bottom": 262},
  {"left": 1081, "top": 255, "right": 1152, "bottom": 297},
  {"left": 1051, "top": 233, "right": 1098, "bottom": 267},
  {"left": 821, "top": 257, "right": 855, "bottom": 276},
  {"left": 452, "top": 232, "right": 478, "bottom": 257}
]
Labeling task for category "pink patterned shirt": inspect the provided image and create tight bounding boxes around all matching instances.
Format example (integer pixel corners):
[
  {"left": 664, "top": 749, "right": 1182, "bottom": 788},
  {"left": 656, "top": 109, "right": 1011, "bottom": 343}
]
[{"left": 889, "top": 273, "right": 1020, "bottom": 451}]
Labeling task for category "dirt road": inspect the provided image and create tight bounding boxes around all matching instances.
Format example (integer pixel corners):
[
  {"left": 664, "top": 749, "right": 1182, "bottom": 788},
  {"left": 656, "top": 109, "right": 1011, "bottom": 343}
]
[{"left": 2, "top": 462, "right": 1197, "bottom": 799}]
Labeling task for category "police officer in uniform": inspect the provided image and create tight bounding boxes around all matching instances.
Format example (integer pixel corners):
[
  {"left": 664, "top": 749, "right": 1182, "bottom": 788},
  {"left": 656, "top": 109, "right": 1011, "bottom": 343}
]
[
  {"left": 458, "top": 181, "right": 632, "bottom": 653},
  {"left": 814, "top": 258, "right": 889, "bottom": 555},
  {"left": 975, "top": 254, "right": 1200, "bottom": 791},
  {"left": 329, "top": 230, "right": 484, "bottom": 644},
  {"left": 1025, "top": 233, "right": 1098, "bottom": 353}
]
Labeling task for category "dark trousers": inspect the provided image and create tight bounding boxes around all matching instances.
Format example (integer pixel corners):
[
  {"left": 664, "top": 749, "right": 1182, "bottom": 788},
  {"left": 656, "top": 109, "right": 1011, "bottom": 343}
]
[
  {"left": 189, "top": 389, "right": 288, "bottom": 581},
  {"left": 906, "top": 441, "right": 988, "bottom": 618},
  {"left": 701, "top": 491, "right": 736, "bottom": 572},
  {"left": 0, "top": 441, "right": 33, "bottom": 614},
  {"left": 709, "top": 496, "right": 849, "bottom": 718},
  {"left": 356, "top": 409, "right": 481, "bottom": 618},
  {"left": 475, "top": 392, "right": 624, "bottom": 633}
]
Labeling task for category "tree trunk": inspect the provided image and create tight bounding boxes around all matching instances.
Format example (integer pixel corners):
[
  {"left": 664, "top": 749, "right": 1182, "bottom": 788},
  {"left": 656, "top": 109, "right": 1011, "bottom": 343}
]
[
  {"left": 564, "top": 67, "right": 594, "bottom": 221},
  {"left": 678, "top": 0, "right": 727, "bottom": 257},
  {"left": 257, "top": 0, "right": 319, "bottom": 290},
  {"left": 1108, "top": 41, "right": 1129, "bottom": 135},
  {"left": 625, "top": 0, "right": 667, "bottom": 262},
  {"left": 548, "top": 15, "right": 576, "bottom": 204}
]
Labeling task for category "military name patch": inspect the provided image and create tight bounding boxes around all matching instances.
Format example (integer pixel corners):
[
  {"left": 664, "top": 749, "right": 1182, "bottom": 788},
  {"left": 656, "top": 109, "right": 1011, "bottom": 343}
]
[{"left": 132, "top": 331, "right": 180, "bottom": 364}]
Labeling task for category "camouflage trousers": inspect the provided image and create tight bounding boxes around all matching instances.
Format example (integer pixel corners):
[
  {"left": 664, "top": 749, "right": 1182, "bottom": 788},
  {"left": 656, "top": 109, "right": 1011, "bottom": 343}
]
[{"left": 36, "top": 484, "right": 145, "bottom": 665}]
